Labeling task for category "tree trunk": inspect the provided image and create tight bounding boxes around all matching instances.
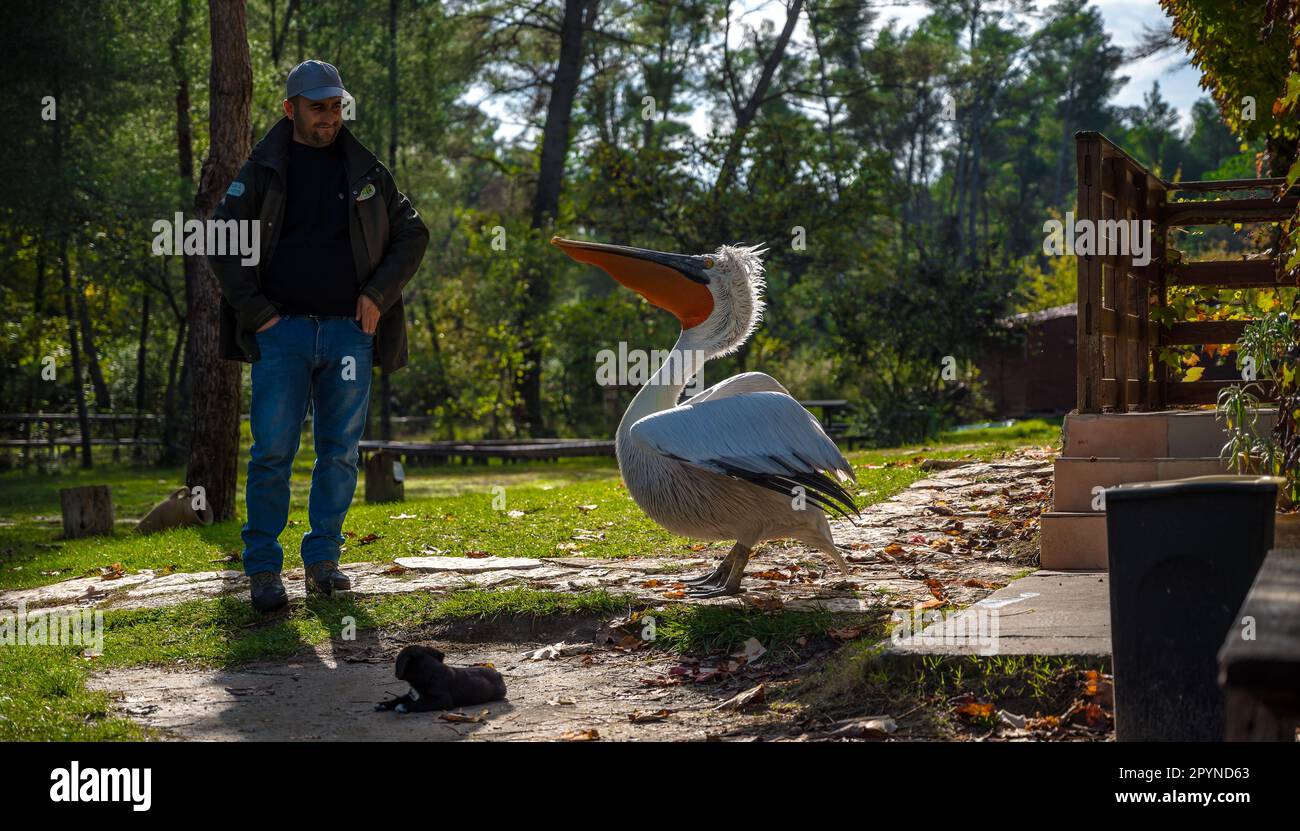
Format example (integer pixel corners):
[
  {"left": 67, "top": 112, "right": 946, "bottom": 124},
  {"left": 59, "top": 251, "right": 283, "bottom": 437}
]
[
  {"left": 162, "top": 311, "right": 187, "bottom": 464},
  {"left": 75, "top": 272, "right": 112, "bottom": 410},
  {"left": 133, "top": 291, "right": 151, "bottom": 461},
  {"left": 710, "top": 0, "right": 804, "bottom": 204},
  {"left": 59, "top": 485, "right": 114, "bottom": 539},
  {"left": 185, "top": 0, "right": 252, "bottom": 522},
  {"left": 24, "top": 242, "right": 47, "bottom": 418},
  {"left": 59, "top": 239, "right": 92, "bottom": 469},
  {"left": 51, "top": 73, "right": 92, "bottom": 470},
  {"left": 165, "top": 0, "right": 194, "bottom": 467},
  {"left": 514, "top": 0, "right": 595, "bottom": 436}
]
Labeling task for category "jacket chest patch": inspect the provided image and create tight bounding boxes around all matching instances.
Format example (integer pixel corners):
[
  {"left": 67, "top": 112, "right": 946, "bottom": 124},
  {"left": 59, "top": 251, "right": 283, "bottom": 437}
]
[{"left": 356, "top": 182, "right": 376, "bottom": 202}]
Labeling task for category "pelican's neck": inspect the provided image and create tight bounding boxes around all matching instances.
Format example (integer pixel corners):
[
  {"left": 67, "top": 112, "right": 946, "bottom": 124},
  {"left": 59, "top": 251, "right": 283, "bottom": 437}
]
[{"left": 617, "top": 327, "right": 709, "bottom": 440}]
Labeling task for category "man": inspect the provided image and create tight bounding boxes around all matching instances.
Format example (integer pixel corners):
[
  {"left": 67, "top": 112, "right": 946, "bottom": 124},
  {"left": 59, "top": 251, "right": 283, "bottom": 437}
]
[{"left": 208, "top": 60, "right": 429, "bottom": 613}]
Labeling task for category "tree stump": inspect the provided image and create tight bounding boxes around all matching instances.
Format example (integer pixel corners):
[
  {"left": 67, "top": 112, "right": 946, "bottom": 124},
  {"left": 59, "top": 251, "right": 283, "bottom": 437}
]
[
  {"left": 59, "top": 485, "right": 115, "bottom": 538},
  {"left": 365, "top": 452, "right": 404, "bottom": 503}
]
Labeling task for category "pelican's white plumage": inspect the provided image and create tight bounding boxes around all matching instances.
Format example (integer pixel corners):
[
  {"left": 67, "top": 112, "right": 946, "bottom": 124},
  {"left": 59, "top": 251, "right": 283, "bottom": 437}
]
[
  {"left": 631, "top": 391, "right": 854, "bottom": 487},
  {"left": 553, "top": 237, "right": 858, "bottom": 595}
]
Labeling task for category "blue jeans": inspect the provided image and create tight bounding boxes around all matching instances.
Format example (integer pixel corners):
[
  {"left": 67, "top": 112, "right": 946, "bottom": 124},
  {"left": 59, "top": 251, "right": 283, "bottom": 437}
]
[{"left": 241, "top": 315, "right": 374, "bottom": 575}]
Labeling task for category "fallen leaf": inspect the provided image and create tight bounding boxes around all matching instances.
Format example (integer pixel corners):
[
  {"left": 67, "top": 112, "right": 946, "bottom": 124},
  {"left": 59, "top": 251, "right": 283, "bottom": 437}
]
[
  {"left": 663, "top": 589, "right": 686, "bottom": 599},
  {"left": 389, "top": 513, "right": 418, "bottom": 520},
  {"left": 962, "top": 579, "right": 1005, "bottom": 589},
  {"left": 100, "top": 563, "right": 126, "bottom": 580},
  {"left": 956, "top": 701, "right": 995, "bottom": 720},
  {"left": 547, "top": 697, "right": 576, "bottom": 706},
  {"left": 525, "top": 641, "right": 593, "bottom": 660},
  {"left": 742, "top": 594, "right": 784, "bottom": 611},
  {"left": 463, "top": 550, "right": 491, "bottom": 558},
  {"left": 559, "top": 729, "right": 600, "bottom": 741},
  {"left": 440, "top": 710, "right": 489, "bottom": 724},
  {"left": 713, "top": 684, "right": 766, "bottom": 712},
  {"left": 382, "top": 563, "right": 409, "bottom": 575},
  {"left": 357, "top": 533, "right": 381, "bottom": 545},
  {"left": 731, "top": 637, "right": 767, "bottom": 664},
  {"left": 883, "top": 543, "right": 905, "bottom": 556},
  {"left": 827, "top": 626, "right": 867, "bottom": 640},
  {"left": 628, "top": 709, "right": 672, "bottom": 724},
  {"left": 576, "top": 504, "right": 599, "bottom": 513},
  {"left": 506, "top": 510, "right": 526, "bottom": 518},
  {"left": 830, "top": 717, "right": 897, "bottom": 737}
]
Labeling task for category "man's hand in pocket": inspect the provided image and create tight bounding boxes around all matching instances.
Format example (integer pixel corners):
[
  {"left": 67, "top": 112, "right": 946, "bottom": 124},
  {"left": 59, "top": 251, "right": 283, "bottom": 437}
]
[{"left": 356, "top": 295, "right": 380, "bottom": 335}]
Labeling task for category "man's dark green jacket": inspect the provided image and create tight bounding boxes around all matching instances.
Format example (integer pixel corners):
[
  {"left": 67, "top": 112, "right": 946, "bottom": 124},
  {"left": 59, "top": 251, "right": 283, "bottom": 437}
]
[{"left": 208, "top": 116, "right": 429, "bottom": 372}]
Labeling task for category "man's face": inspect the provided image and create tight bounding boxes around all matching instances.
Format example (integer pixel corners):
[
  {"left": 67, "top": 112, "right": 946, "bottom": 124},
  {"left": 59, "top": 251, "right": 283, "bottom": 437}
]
[{"left": 284, "top": 95, "right": 342, "bottom": 147}]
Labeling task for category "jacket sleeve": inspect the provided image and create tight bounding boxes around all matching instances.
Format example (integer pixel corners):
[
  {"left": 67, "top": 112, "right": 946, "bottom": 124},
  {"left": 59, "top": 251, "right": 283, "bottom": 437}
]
[
  {"left": 208, "top": 160, "right": 279, "bottom": 331},
  {"left": 360, "top": 164, "right": 430, "bottom": 314}
]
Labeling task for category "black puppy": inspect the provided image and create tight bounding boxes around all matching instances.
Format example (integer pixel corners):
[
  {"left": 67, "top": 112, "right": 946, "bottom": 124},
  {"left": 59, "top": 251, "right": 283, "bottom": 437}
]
[{"left": 375, "top": 645, "right": 507, "bottom": 713}]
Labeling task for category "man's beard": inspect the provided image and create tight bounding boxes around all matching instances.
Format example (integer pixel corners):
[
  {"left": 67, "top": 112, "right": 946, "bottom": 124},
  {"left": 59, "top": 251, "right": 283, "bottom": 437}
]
[{"left": 299, "top": 124, "right": 337, "bottom": 146}]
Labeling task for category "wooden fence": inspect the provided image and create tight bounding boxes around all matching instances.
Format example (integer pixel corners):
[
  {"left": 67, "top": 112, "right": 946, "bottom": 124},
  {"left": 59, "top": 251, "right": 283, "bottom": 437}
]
[{"left": 1075, "top": 131, "right": 1299, "bottom": 413}]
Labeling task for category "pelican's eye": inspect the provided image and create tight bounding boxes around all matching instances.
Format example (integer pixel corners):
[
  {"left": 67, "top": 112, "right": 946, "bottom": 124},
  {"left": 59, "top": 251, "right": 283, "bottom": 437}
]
[{"left": 702, "top": 257, "right": 715, "bottom": 269}]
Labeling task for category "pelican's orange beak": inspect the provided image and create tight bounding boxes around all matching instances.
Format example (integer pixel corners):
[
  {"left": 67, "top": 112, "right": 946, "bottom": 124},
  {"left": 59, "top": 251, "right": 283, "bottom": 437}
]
[{"left": 551, "top": 236, "right": 714, "bottom": 329}]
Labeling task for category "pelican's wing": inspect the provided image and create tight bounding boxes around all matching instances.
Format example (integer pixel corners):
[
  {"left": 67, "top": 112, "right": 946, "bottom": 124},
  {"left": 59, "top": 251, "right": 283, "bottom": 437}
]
[
  {"left": 629, "top": 391, "right": 859, "bottom": 519},
  {"left": 682, "top": 371, "right": 790, "bottom": 405}
]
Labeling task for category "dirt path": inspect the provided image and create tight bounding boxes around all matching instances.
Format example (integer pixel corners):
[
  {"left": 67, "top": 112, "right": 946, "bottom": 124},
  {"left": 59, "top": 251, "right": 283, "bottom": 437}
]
[{"left": 87, "top": 616, "right": 814, "bottom": 742}]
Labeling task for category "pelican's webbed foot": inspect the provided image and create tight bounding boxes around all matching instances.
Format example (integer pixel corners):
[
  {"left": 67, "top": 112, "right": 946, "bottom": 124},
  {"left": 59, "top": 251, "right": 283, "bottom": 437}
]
[
  {"left": 685, "top": 546, "right": 750, "bottom": 598},
  {"left": 683, "top": 561, "right": 731, "bottom": 587},
  {"left": 686, "top": 583, "right": 744, "bottom": 598}
]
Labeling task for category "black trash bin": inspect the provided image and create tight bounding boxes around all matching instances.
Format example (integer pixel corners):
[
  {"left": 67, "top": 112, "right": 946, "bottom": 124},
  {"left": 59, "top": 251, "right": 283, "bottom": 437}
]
[{"left": 1105, "top": 475, "right": 1279, "bottom": 741}]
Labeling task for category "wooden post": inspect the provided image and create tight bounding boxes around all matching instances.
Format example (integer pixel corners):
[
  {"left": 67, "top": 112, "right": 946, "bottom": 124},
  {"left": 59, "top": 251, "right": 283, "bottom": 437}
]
[
  {"left": 364, "top": 450, "right": 404, "bottom": 503},
  {"left": 59, "top": 485, "right": 114, "bottom": 538},
  {"left": 1076, "top": 133, "right": 1104, "bottom": 413}
]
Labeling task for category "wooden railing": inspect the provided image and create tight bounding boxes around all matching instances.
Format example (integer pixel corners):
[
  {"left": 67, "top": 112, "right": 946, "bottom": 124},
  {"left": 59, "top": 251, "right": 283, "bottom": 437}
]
[{"left": 1075, "top": 131, "right": 1299, "bottom": 413}]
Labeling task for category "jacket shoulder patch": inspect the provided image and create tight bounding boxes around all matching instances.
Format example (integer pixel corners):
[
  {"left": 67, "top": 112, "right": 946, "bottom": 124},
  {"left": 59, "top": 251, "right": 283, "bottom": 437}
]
[{"left": 226, "top": 181, "right": 246, "bottom": 198}]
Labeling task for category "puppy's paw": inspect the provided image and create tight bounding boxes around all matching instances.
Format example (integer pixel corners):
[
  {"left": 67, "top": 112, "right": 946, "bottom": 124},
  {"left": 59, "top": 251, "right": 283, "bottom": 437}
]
[{"left": 395, "top": 702, "right": 409, "bottom": 714}]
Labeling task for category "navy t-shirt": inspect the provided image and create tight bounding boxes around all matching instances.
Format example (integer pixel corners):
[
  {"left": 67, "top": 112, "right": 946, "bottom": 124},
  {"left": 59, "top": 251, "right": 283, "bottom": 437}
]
[{"left": 261, "top": 139, "right": 358, "bottom": 316}]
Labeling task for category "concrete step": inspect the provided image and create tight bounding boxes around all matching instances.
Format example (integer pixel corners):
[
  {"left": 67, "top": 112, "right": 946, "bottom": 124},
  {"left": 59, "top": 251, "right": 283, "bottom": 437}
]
[
  {"left": 1040, "top": 512, "right": 1108, "bottom": 570},
  {"left": 1052, "top": 456, "right": 1229, "bottom": 512},
  {"left": 1063, "top": 409, "right": 1276, "bottom": 458},
  {"left": 884, "top": 570, "right": 1110, "bottom": 658}
]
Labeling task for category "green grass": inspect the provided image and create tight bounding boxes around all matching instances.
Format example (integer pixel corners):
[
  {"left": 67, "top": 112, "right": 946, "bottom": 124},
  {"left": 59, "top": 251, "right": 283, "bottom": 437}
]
[
  {"left": 650, "top": 604, "right": 889, "bottom": 655},
  {"left": 0, "top": 421, "right": 1057, "bottom": 592},
  {"left": 935, "top": 417, "right": 1062, "bottom": 446},
  {"left": 793, "top": 635, "right": 1107, "bottom": 730}
]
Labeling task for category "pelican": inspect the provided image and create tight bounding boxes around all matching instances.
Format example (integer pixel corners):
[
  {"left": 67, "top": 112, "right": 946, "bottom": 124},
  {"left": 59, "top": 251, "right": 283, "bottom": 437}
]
[{"left": 551, "top": 236, "right": 859, "bottom": 597}]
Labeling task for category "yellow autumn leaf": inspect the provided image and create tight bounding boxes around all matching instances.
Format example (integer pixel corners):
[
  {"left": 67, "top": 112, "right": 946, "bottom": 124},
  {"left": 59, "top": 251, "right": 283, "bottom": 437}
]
[{"left": 1184, "top": 366, "right": 1205, "bottom": 382}]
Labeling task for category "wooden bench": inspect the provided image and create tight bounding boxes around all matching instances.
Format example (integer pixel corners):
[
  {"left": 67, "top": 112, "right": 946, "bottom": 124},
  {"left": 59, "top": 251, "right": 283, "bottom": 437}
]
[{"left": 1219, "top": 548, "right": 1300, "bottom": 741}]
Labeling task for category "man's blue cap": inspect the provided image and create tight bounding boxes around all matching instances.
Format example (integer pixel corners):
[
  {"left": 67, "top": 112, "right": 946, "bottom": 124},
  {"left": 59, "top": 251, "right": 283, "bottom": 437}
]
[{"left": 286, "top": 60, "right": 349, "bottom": 101}]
